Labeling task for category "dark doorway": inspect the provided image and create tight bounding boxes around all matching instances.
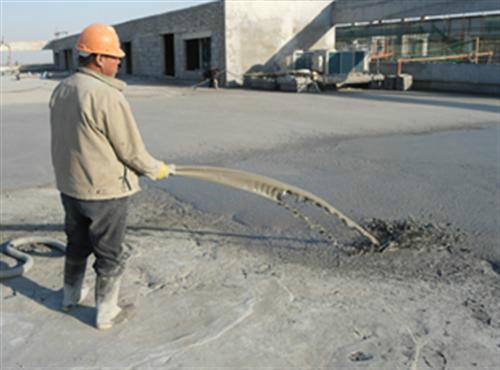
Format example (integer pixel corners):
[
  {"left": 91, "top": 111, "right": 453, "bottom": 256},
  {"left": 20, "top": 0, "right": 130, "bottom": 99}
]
[
  {"left": 185, "top": 39, "right": 200, "bottom": 71},
  {"left": 63, "top": 49, "right": 72, "bottom": 70},
  {"left": 185, "top": 37, "right": 211, "bottom": 71},
  {"left": 163, "top": 34, "right": 175, "bottom": 76},
  {"left": 54, "top": 52, "right": 60, "bottom": 68},
  {"left": 122, "top": 42, "right": 132, "bottom": 74}
]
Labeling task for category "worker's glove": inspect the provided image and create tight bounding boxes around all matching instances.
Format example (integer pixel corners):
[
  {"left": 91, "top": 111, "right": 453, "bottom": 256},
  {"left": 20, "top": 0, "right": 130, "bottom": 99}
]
[{"left": 156, "top": 162, "right": 175, "bottom": 180}]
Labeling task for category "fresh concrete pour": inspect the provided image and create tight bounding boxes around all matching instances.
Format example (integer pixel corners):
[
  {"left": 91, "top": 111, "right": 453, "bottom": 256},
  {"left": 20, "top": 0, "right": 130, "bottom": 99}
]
[
  {"left": 0, "top": 164, "right": 380, "bottom": 279},
  {"left": 1, "top": 77, "right": 499, "bottom": 369}
]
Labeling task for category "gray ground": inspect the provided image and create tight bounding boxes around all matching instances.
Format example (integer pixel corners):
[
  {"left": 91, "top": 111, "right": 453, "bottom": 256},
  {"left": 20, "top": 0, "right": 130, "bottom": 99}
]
[{"left": 1, "top": 77, "right": 499, "bottom": 369}]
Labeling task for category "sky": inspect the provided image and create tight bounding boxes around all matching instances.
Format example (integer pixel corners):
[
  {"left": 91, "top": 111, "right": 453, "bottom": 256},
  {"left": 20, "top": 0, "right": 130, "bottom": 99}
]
[{"left": 0, "top": 0, "right": 212, "bottom": 64}]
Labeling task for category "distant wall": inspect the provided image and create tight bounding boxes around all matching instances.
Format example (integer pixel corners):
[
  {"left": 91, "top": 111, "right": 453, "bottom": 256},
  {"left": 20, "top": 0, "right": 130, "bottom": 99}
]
[
  {"left": 48, "top": 36, "right": 78, "bottom": 71},
  {"left": 332, "top": 0, "right": 500, "bottom": 24},
  {"left": 224, "top": 0, "right": 336, "bottom": 85},
  {"left": 115, "top": 2, "right": 224, "bottom": 80},
  {"left": 370, "top": 62, "right": 500, "bottom": 95},
  {"left": 0, "top": 41, "right": 48, "bottom": 51},
  {"left": 47, "top": 2, "right": 224, "bottom": 81}
]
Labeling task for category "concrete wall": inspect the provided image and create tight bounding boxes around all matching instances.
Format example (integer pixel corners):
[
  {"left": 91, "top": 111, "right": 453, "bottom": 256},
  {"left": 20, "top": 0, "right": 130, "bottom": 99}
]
[
  {"left": 115, "top": 2, "right": 224, "bottom": 79},
  {"left": 224, "top": 0, "right": 336, "bottom": 85},
  {"left": 370, "top": 62, "right": 500, "bottom": 95},
  {"left": 47, "top": 2, "right": 224, "bottom": 80},
  {"left": 332, "top": 0, "right": 500, "bottom": 24},
  {"left": 46, "top": 36, "right": 78, "bottom": 71}
]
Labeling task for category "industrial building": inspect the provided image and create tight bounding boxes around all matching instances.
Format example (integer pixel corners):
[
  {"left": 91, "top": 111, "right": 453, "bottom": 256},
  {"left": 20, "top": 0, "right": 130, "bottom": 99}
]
[
  {"left": 46, "top": 1, "right": 335, "bottom": 86},
  {"left": 46, "top": 0, "right": 500, "bottom": 92}
]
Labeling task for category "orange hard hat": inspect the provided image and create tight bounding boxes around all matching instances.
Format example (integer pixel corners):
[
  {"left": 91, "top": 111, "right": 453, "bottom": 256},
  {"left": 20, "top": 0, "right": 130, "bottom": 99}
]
[{"left": 76, "top": 23, "right": 125, "bottom": 58}]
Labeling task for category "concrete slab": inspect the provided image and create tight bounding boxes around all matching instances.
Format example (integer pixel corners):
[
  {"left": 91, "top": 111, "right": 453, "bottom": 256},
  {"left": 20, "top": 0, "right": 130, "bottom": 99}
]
[{"left": 1, "top": 76, "right": 499, "bottom": 368}]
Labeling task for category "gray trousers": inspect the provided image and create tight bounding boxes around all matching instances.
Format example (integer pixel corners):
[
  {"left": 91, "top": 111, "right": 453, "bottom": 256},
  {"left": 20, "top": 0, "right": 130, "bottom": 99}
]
[{"left": 61, "top": 193, "right": 129, "bottom": 277}]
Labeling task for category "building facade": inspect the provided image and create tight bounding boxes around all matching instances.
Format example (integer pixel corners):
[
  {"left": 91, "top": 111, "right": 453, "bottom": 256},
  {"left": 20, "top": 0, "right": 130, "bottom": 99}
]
[
  {"left": 47, "top": 0, "right": 499, "bottom": 86},
  {"left": 46, "top": 0, "right": 335, "bottom": 86},
  {"left": 48, "top": 2, "right": 225, "bottom": 81}
]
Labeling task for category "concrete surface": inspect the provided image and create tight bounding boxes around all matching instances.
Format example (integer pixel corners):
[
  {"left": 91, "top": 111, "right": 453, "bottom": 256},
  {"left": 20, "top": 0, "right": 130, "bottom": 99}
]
[{"left": 1, "top": 76, "right": 499, "bottom": 369}]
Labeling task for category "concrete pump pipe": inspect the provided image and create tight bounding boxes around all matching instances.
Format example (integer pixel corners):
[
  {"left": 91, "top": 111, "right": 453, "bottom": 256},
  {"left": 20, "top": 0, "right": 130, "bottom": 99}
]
[
  {"left": 173, "top": 165, "right": 380, "bottom": 247},
  {"left": 0, "top": 165, "right": 380, "bottom": 279},
  {"left": 0, "top": 237, "right": 65, "bottom": 279}
]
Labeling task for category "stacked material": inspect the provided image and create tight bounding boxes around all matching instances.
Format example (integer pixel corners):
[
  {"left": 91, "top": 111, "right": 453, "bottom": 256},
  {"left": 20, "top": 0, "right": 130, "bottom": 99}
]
[
  {"left": 383, "top": 75, "right": 397, "bottom": 90},
  {"left": 0, "top": 65, "right": 21, "bottom": 76},
  {"left": 369, "top": 79, "right": 384, "bottom": 89},
  {"left": 396, "top": 74, "right": 413, "bottom": 91},
  {"left": 244, "top": 70, "right": 317, "bottom": 93},
  {"left": 277, "top": 75, "right": 312, "bottom": 93},
  {"left": 249, "top": 77, "right": 278, "bottom": 91},
  {"left": 381, "top": 74, "right": 413, "bottom": 91}
]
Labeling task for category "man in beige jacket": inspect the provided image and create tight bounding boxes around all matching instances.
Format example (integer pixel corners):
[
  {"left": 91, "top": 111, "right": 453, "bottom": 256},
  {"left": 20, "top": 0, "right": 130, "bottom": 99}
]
[{"left": 49, "top": 23, "right": 172, "bottom": 330}]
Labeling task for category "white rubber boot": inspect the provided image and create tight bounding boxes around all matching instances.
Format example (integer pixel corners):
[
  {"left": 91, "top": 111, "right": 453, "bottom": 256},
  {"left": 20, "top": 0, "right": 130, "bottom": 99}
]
[
  {"left": 95, "top": 275, "right": 134, "bottom": 330},
  {"left": 62, "top": 258, "right": 89, "bottom": 312}
]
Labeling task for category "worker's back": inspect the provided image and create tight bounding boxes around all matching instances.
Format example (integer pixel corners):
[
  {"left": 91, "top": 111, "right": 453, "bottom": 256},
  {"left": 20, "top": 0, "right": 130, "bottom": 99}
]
[{"left": 49, "top": 68, "right": 141, "bottom": 200}]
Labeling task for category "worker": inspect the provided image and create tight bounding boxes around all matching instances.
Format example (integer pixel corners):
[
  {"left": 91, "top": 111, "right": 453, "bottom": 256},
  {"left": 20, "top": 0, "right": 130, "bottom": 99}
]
[
  {"left": 203, "top": 68, "right": 220, "bottom": 89},
  {"left": 49, "top": 23, "right": 173, "bottom": 330}
]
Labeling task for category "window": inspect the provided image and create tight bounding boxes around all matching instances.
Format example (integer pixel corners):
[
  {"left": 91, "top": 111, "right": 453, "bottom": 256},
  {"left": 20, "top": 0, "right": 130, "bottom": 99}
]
[
  {"left": 185, "top": 37, "right": 211, "bottom": 71},
  {"left": 402, "top": 34, "right": 429, "bottom": 57}
]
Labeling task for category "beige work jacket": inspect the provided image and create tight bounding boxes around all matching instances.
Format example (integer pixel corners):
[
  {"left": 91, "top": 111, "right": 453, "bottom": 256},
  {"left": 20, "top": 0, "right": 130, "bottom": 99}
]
[{"left": 50, "top": 67, "right": 162, "bottom": 200}]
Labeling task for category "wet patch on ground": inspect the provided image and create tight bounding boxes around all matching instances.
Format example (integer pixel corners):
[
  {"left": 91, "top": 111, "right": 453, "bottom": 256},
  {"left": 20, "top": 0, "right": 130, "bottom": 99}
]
[
  {"left": 356, "top": 217, "right": 467, "bottom": 254},
  {"left": 130, "top": 188, "right": 476, "bottom": 270}
]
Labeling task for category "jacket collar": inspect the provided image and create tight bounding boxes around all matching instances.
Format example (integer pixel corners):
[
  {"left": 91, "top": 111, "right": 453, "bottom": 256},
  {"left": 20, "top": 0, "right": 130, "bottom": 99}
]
[{"left": 78, "top": 67, "right": 127, "bottom": 91}]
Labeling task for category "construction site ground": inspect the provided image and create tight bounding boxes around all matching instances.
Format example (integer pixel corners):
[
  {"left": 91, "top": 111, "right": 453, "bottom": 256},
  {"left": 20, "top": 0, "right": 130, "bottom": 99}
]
[{"left": 1, "top": 77, "right": 499, "bottom": 369}]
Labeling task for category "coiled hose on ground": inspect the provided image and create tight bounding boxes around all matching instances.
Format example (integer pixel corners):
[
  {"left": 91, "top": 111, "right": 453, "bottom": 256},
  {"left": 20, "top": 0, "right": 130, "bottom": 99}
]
[
  {"left": 0, "top": 166, "right": 380, "bottom": 279},
  {"left": 0, "top": 237, "right": 66, "bottom": 279}
]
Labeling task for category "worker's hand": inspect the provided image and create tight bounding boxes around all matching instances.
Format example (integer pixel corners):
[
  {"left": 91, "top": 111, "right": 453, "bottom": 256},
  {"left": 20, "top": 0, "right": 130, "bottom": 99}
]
[{"left": 156, "top": 162, "right": 175, "bottom": 180}]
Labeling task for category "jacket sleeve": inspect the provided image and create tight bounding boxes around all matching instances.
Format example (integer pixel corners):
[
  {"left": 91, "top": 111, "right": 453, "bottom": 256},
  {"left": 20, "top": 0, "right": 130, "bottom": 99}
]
[{"left": 102, "top": 92, "right": 162, "bottom": 179}]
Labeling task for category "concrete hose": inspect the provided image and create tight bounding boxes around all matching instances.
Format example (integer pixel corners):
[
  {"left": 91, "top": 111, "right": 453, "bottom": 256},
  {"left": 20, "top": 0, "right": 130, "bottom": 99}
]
[
  {"left": 0, "top": 166, "right": 379, "bottom": 279},
  {"left": 0, "top": 237, "right": 65, "bottom": 279},
  {"left": 174, "top": 165, "right": 381, "bottom": 247}
]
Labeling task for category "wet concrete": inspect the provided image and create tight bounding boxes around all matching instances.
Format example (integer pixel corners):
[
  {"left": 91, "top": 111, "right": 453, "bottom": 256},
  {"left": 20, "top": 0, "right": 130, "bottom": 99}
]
[{"left": 162, "top": 125, "right": 499, "bottom": 263}]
